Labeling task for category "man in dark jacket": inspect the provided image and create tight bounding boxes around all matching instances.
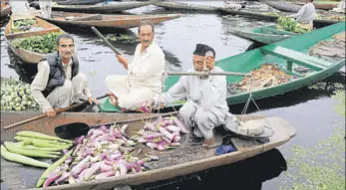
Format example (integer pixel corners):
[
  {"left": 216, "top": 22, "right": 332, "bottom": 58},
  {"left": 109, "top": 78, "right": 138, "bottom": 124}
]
[{"left": 31, "top": 34, "right": 94, "bottom": 117}]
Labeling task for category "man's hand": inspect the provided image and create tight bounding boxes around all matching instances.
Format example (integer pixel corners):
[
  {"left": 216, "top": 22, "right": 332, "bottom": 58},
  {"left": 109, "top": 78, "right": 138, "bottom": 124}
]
[
  {"left": 88, "top": 97, "right": 99, "bottom": 105},
  {"left": 46, "top": 108, "right": 56, "bottom": 117},
  {"left": 206, "top": 56, "right": 215, "bottom": 71},
  {"left": 116, "top": 54, "right": 127, "bottom": 65}
]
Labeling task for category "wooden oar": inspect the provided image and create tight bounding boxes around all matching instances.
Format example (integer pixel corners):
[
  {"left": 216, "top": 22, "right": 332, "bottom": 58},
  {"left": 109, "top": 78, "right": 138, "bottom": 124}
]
[
  {"left": 91, "top": 26, "right": 121, "bottom": 55},
  {"left": 3, "top": 94, "right": 109, "bottom": 130},
  {"left": 55, "top": 111, "right": 178, "bottom": 139}
]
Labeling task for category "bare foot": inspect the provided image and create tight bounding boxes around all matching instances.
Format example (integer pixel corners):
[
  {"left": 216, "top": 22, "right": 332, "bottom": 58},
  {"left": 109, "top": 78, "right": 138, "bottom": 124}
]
[{"left": 203, "top": 136, "right": 218, "bottom": 149}]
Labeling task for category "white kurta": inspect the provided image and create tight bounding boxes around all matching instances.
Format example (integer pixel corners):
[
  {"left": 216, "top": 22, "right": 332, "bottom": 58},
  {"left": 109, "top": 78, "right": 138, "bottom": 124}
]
[
  {"left": 39, "top": 0, "right": 52, "bottom": 18},
  {"left": 105, "top": 42, "right": 165, "bottom": 110},
  {"left": 31, "top": 60, "right": 92, "bottom": 113},
  {"left": 290, "top": 3, "right": 316, "bottom": 25},
  {"left": 155, "top": 66, "right": 229, "bottom": 139}
]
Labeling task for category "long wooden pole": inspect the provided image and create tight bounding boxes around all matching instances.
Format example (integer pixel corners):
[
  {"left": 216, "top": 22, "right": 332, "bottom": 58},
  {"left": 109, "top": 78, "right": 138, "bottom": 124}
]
[
  {"left": 91, "top": 26, "right": 121, "bottom": 55},
  {"left": 3, "top": 94, "right": 109, "bottom": 130},
  {"left": 165, "top": 71, "right": 250, "bottom": 77}
]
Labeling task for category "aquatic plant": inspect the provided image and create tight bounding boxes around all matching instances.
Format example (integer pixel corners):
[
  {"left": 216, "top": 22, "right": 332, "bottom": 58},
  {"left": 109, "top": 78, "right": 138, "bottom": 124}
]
[{"left": 280, "top": 88, "right": 345, "bottom": 190}]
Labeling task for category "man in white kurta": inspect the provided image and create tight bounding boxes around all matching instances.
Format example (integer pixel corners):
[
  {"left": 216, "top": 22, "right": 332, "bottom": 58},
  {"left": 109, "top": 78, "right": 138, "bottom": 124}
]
[
  {"left": 153, "top": 44, "right": 229, "bottom": 148},
  {"left": 332, "top": 0, "right": 345, "bottom": 13},
  {"left": 39, "top": 0, "right": 52, "bottom": 18},
  {"left": 289, "top": 0, "right": 316, "bottom": 31},
  {"left": 105, "top": 22, "right": 165, "bottom": 111}
]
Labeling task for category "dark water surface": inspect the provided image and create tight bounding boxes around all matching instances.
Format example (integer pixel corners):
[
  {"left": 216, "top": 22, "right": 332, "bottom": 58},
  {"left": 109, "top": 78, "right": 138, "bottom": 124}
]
[{"left": 1, "top": 1, "right": 345, "bottom": 190}]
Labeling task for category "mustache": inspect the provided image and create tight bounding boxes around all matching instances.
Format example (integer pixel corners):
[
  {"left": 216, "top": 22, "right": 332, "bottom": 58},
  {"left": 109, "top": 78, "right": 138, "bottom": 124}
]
[{"left": 143, "top": 40, "right": 150, "bottom": 43}]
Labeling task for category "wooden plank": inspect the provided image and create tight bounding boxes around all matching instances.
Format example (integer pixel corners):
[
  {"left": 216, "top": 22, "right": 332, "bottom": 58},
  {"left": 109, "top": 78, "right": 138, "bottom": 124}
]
[{"left": 262, "top": 45, "right": 332, "bottom": 71}]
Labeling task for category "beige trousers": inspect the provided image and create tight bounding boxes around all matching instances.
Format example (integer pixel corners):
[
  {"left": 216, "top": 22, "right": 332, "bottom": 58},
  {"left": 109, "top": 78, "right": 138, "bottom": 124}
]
[{"left": 46, "top": 73, "right": 89, "bottom": 109}]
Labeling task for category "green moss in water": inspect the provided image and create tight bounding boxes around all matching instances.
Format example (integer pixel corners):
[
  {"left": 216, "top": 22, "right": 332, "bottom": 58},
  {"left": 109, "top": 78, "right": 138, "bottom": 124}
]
[{"left": 280, "top": 89, "right": 345, "bottom": 190}]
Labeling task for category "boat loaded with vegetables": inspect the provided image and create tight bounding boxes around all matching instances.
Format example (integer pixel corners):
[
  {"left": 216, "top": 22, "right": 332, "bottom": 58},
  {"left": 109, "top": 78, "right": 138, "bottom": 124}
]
[
  {"left": 1, "top": 111, "right": 296, "bottom": 189},
  {"left": 4, "top": 15, "right": 65, "bottom": 64},
  {"left": 227, "top": 15, "right": 331, "bottom": 44},
  {"left": 99, "top": 22, "right": 346, "bottom": 112}
]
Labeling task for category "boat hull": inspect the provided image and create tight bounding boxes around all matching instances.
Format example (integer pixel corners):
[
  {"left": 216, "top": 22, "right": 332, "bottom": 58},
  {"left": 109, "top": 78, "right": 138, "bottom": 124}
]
[
  {"left": 52, "top": 1, "right": 151, "bottom": 13},
  {"left": 39, "top": 12, "right": 182, "bottom": 32},
  {"left": 218, "top": 7, "right": 342, "bottom": 28},
  {"left": 4, "top": 15, "right": 65, "bottom": 64},
  {"left": 1, "top": 111, "right": 296, "bottom": 190},
  {"left": 153, "top": 1, "right": 219, "bottom": 12}
]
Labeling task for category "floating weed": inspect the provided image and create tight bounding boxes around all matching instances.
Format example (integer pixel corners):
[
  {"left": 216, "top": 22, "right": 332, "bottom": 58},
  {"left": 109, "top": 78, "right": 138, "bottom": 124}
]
[
  {"left": 332, "top": 90, "right": 345, "bottom": 117},
  {"left": 280, "top": 88, "right": 345, "bottom": 190},
  {"left": 307, "top": 82, "right": 344, "bottom": 92}
]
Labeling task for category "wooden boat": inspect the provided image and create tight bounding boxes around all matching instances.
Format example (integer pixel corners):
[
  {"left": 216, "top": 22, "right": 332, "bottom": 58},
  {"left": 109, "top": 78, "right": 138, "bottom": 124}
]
[
  {"left": 52, "top": 1, "right": 151, "bottom": 13},
  {"left": 38, "top": 11, "right": 182, "bottom": 31},
  {"left": 153, "top": 1, "right": 219, "bottom": 12},
  {"left": 100, "top": 22, "right": 345, "bottom": 112},
  {"left": 0, "top": 2, "right": 12, "bottom": 19},
  {"left": 263, "top": 1, "right": 304, "bottom": 12},
  {"left": 1, "top": 111, "right": 296, "bottom": 189},
  {"left": 4, "top": 15, "right": 65, "bottom": 64},
  {"left": 218, "top": 7, "right": 342, "bottom": 28},
  {"left": 228, "top": 24, "right": 299, "bottom": 44},
  {"left": 263, "top": 0, "right": 338, "bottom": 12},
  {"left": 293, "top": 1, "right": 337, "bottom": 11},
  {"left": 56, "top": 0, "right": 106, "bottom": 5}
]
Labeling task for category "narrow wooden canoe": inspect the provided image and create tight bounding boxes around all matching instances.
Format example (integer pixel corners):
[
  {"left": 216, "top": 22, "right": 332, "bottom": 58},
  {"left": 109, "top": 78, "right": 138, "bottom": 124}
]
[
  {"left": 100, "top": 22, "right": 345, "bottom": 112},
  {"left": 0, "top": 3, "right": 12, "bottom": 19},
  {"left": 263, "top": 1, "right": 303, "bottom": 12},
  {"left": 1, "top": 111, "right": 296, "bottom": 189},
  {"left": 38, "top": 11, "right": 182, "bottom": 31},
  {"left": 228, "top": 25, "right": 299, "bottom": 44},
  {"left": 153, "top": 1, "right": 219, "bottom": 12},
  {"left": 4, "top": 15, "right": 65, "bottom": 64},
  {"left": 52, "top": 1, "right": 151, "bottom": 13},
  {"left": 218, "top": 7, "right": 342, "bottom": 28},
  {"left": 293, "top": 1, "right": 337, "bottom": 11},
  {"left": 263, "top": 0, "right": 338, "bottom": 12},
  {"left": 56, "top": 0, "right": 106, "bottom": 5}
]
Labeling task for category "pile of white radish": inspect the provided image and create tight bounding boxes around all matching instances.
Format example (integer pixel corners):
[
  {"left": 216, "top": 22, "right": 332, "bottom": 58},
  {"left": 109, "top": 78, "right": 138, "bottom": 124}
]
[{"left": 131, "top": 116, "right": 189, "bottom": 151}]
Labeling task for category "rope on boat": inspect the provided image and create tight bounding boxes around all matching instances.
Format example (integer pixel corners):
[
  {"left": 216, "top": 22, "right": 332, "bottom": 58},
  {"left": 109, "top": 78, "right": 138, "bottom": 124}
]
[{"left": 240, "top": 74, "right": 261, "bottom": 122}]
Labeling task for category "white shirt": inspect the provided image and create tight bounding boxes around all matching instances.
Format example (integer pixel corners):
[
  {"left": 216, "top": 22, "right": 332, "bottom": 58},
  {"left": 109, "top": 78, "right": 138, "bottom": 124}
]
[
  {"left": 127, "top": 42, "right": 165, "bottom": 93},
  {"left": 291, "top": 3, "right": 316, "bottom": 24}
]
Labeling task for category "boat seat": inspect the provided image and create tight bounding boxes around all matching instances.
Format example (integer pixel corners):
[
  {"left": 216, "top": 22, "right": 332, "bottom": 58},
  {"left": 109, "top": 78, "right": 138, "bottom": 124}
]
[{"left": 261, "top": 44, "right": 333, "bottom": 72}]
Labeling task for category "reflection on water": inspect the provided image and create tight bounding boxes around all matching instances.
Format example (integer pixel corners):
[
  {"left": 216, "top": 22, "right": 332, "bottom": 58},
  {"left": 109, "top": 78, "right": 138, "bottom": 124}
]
[{"left": 133, "top": 149, "right": 287, "bottom": 190}]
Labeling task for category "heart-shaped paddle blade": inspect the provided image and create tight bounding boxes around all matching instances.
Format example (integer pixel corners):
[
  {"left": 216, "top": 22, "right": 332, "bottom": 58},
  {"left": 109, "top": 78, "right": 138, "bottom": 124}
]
[{"left": 54, "top": 122, "right": 90, "bottom": 139}]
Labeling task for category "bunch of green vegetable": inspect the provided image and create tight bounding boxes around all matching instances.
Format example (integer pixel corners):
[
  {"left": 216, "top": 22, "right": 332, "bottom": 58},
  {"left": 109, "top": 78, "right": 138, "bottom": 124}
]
[
  {"left": 13, "top": 18, "right": 36, "bottom": 33},
  {"left": 1, "top": 131, "right": 73, "bottom": 169},
  {"left": 277, "top": 16, "right": 309, "bottom": 33},
  {"left": 1, "top": 79, "right": 39, "bottom": 111},
  {"left": 12, "top": 32, "right": 61, "bottom": 54}
]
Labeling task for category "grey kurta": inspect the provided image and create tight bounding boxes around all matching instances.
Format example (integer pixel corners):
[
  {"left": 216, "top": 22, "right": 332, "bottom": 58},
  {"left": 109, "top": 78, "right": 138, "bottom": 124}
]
[
  {"left": 155, "top": 66, "right": 229, "bottom": 139},
  {"left": 31, "top": 59, "right": 92, "bottom": 113}
]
